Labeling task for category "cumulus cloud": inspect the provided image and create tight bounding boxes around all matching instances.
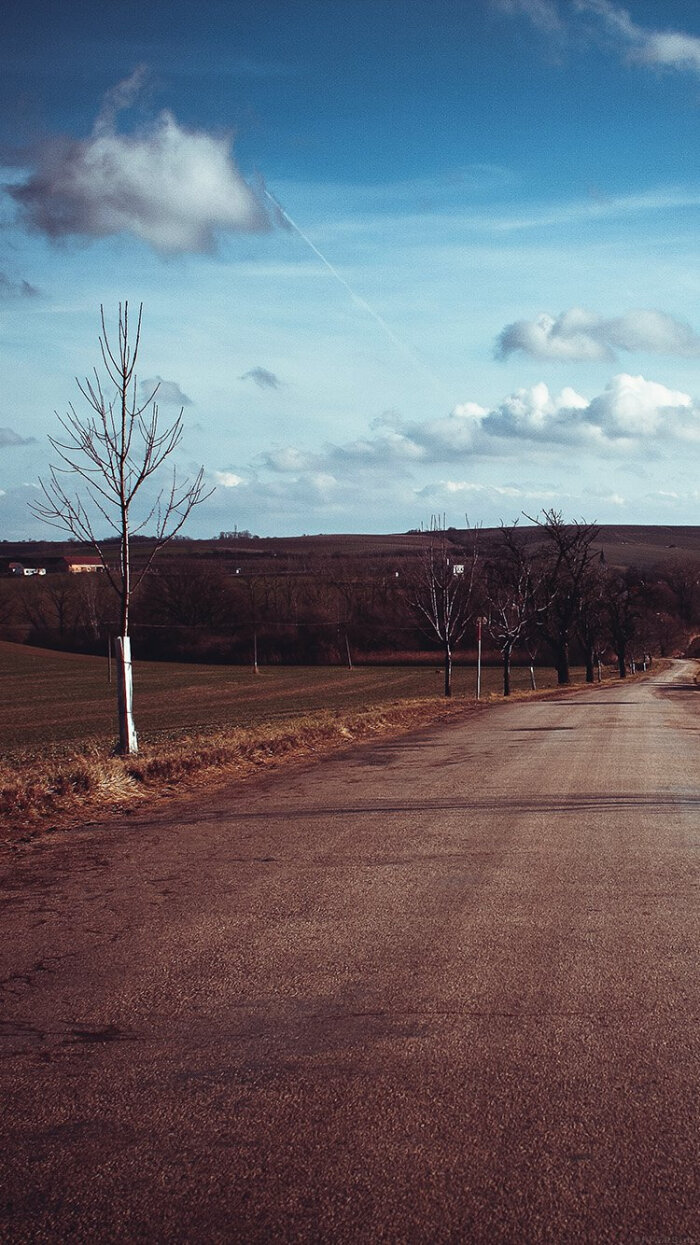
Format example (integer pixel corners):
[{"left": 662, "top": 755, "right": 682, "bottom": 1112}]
[
  {"left": 9, "top": 70, "right": 269, "bottom": 253},
  {"left": 256, "top": 374, "right": 700, "bottom": 488},
  {"left": 0, "top": 426, "right": 37, "bottom": 448},
  {"left": 214, "top": 470, "right": 245, "bottom": 488},
  {"left": 213, "top": 372, "right": 700, "bottom": 536},
  {"left": 417, "top": 480, "right": 558, "bottom": 504},
  {"left": 496, "top": 308, "right": 700, "bottom": 362},
  {"left": 140, "top": 376, "right": 192, "bottom": 406},
  {"left": 240, "top": 367, "right": 281, "bottom": 389},
  {"left": 258, "top": 447, "right": 317, "bottom": 472},
  {"left": 586, "top": 374, "right": 693, "bottom": 439}
]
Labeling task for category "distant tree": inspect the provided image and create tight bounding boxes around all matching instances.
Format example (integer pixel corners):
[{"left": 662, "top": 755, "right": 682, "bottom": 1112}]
[
  {"left": 603, "top": 570, "right": 642, "bottom": 677},
  {"left": 484, "top": 522, "right": 549, "bottom": 696},
  {"left": 404, "top": 517, "right": 478, "bottom": 697},
  {"left": 526, "top": 510, "right": 600, "bottom": 685},
  {"left": 661, "top": 560, "right": 700, "bottom": 626},
  {"left": 575, "top": 553, "right": 607, "bottom": 683},
  {"left": 138, "top": 560, "right": 233, "bottom": 633},
  {"left": 30, "top": 303, "right": 212, "bottom": 753}
]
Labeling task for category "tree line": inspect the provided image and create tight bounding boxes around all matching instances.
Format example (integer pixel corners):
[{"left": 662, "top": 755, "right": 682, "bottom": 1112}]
[{"left": 2, "top": 512, "right": 697, "bottom": 697}]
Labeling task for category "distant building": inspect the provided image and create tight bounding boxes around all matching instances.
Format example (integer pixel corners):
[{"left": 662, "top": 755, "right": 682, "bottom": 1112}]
[
  {"left": 8, "top": 562, "right": 46, "bottom": 576},
  {"left": 59, "top": 556, "right": 104, "bottom": 574}
]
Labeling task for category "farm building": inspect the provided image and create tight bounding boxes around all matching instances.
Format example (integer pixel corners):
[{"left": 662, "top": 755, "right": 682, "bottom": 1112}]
[
  {"left": 58, "top": 556, "right": 105, "bottom": 574},
  {"left": 8, "top": 563, "right": 46, "bottom": 576}
]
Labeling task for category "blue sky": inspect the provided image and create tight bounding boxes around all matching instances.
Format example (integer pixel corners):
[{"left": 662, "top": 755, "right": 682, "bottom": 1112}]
[{"left": 1, "top": 0, "right": 699, "bottom": 538}]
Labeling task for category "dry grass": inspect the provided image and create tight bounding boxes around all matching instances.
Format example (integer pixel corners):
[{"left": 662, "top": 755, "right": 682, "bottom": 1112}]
[
  {"left": 0, "top": 698, "right": 473, "bottom": 841},
  {"left": 0, "top": 638, "right": 642, "bottom": 845}
]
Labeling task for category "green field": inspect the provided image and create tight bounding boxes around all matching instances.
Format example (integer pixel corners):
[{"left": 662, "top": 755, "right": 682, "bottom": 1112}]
[{"left": 1, "top": 641, "right": 590, "bottom": 753}]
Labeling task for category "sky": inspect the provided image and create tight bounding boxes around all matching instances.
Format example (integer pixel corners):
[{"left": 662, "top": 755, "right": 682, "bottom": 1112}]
[{"left": 0, "top": 0, "right": 699, "bottom": 539}]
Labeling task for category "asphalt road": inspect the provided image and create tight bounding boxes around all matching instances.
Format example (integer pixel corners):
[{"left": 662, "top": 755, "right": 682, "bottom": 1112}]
[{"left": 1, "top": 661, "right": 699, "bottom": 1243}]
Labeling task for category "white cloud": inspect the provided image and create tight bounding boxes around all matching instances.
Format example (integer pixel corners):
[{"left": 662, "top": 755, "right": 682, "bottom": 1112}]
[
  {"left": 258, "top": 447, "right": 317, "bottom": 472},
  {"left": 160, "top": 355, "right": 700, "bottom": 535},
  {"left": 586, "top": 374, "right": 693, "bottom": 438},
  {"left": 451, "top": 401, "right": 489, "bottom": 420},
  {"left": 497, "top": 310, "right": 610, "bottom": 361},
  {"left": 575, "top": 0, "right": 700, "bottom": 73},
  {"left": 199, "top": 368, "right": 700, "bottom": 533},
  {"left": 9, "top": 72, "right": 269, "bottom": 253},
  {"left": 480, "top": 382, "right": 593, "bottom": 444},
  {"left": 214, "top": 471, "right": 244, "bottom": 488},
  {"left": 140, "top": 377, "right": 192, "bottom": 405},
  {"left": 501, "top": 0, "right": 700, "bottom": 77},
  {"left": 418, "top": 480, "right": 558, "bottom": 502},
  {"left": 247, "top": 375, "right": 700, "bottom": 500},
  {"left": 496, "top": 308, "right": 700, "bottom": 362}
]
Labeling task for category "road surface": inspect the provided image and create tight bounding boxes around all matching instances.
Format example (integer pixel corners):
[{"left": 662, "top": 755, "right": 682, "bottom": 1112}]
[{"left": 1, "top": 661, "right": 699, "bottom": 1242}]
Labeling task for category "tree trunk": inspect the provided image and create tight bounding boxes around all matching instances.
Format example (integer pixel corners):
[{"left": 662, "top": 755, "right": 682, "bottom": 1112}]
[
  {"left": 114, "top": 635, "right": 137, "bottom": 755},
  {"left": 556, "top": 638, "right": 570, "bottom": 685},
  {"left": 444, "top": 644, "right": 452, "bottom": 697},
  {"left": 120, "top": 515, "right": 130, "bottom": 637},
  {"left": 618, "top": 650, "right": 626, "bottom": 678},
  {"left": 584, "top": 646, "right": 595, "bottom": 683},
  {"left": 503, "top": 644, "right": 512, "bottom": 696}
]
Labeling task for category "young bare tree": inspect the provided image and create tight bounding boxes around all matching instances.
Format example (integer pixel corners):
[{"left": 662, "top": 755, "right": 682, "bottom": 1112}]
[
  {"left": 484, "top": 522, "right": 550, "bottom": 696},
  {"left": 404, "top": 517, "right": 478, "bottom": 697},
  {"left": 31, "top": 302, "right": 212, "bottom": 753}
]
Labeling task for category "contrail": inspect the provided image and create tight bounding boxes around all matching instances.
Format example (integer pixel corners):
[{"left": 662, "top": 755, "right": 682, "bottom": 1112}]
[{"left": 264, "top": 188, "right": 452, "bottom": 403}]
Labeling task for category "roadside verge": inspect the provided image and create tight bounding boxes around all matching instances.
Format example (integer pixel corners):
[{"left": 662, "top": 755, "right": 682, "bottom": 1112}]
[{"left": 1, "top": 668, "right": 657, "bottom": 848}]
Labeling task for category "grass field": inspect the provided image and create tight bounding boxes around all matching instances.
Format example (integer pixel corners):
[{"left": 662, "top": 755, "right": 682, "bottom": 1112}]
[
  {"left": 0, "top": 641, "right": 633, "bottom": 835},
  {"left": 2, "top": 640, "right": 597, "bottom": 754}
]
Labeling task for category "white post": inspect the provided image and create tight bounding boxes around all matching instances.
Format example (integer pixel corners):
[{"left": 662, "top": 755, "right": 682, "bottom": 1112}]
[
  {"left": 114, "top": 635, "right": 138, "bottom": 755},
  {"left": 476, "top": 617, "right": 482, "bottom": 700},
  {"left": 529, "top": 664, "right": 536, "bottom": 690}
]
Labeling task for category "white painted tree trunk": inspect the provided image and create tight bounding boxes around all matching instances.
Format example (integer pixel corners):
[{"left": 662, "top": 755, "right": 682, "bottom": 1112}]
[{"left": 114, "top": 635, "right": 138, "bottom": 755}]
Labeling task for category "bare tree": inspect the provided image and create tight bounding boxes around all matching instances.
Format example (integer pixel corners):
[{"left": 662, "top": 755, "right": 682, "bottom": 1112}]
[
  {"left": 30, "top": 302, "right": 212, "bottom": 753},
  {"left": 526, "top": 510, "right": 600, "bottom": 685},
  {"left": 661, "top": 560, "right": 700, "bottom": 626},
  {"left": 404, "top": 517, "right": 478, "bottom": 697},
  {"left": 575, "top": 553, "right": 607, "bottom": 683},
  {"left": 603, "top": 569, "right": 642, "bottom": 678},
  {"left": 484, "top": 522, "right": 549, "bottom": 696}
]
